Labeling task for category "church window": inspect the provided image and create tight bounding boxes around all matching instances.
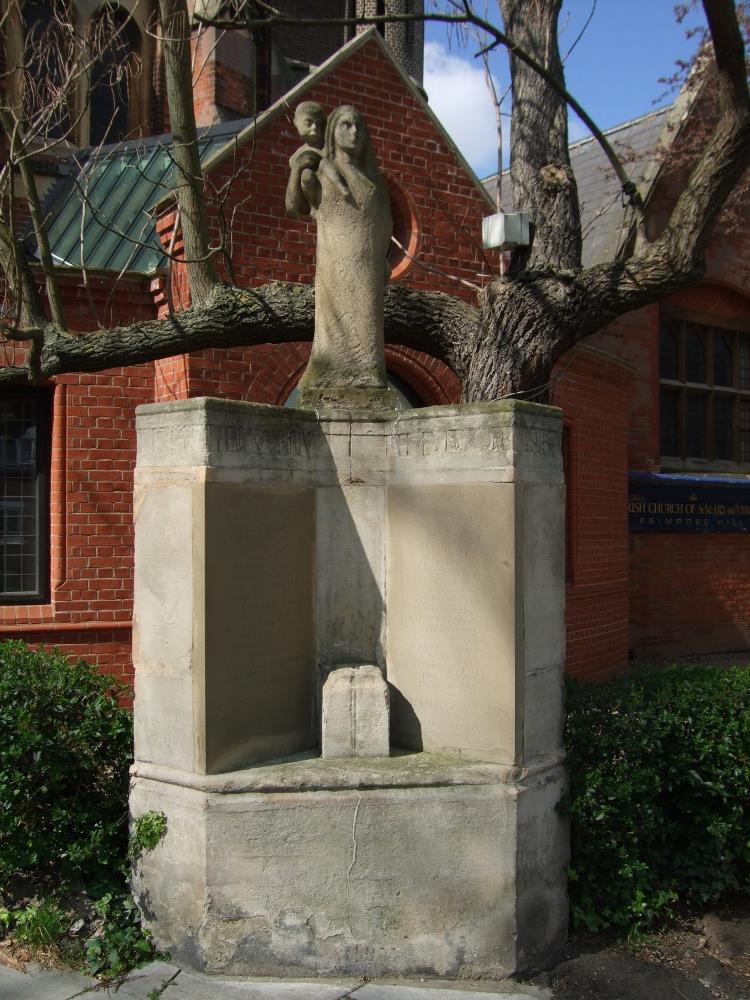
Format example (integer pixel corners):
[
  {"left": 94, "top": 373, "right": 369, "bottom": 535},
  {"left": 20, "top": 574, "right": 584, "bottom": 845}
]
[
  {"left": 90, "top": 4, "right": 141, "bottom": 146},
  {"left": 660, "top": 313, "right": 750, "bottom": 467},
  {"left": 0, "top": 390, "right": 51, "bottom": 602}
]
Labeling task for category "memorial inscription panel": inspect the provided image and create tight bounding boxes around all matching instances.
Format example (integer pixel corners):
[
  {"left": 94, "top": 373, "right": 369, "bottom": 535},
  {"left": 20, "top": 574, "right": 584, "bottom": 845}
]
[
  {"left": 387, "top": 482, "right": 518, "bottom": 763},
  {"left": 204, "top": 483, "right": 315, "bottom": 771}
]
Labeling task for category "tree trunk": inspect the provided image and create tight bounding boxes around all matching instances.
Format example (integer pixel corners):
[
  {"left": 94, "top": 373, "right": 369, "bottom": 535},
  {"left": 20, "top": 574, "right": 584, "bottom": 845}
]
[
  {"left": 158, "top": 0, "right": 218, "bottom": 305},
  {"left": 501, "top": 0, "right": 581, "bottom": 275}
]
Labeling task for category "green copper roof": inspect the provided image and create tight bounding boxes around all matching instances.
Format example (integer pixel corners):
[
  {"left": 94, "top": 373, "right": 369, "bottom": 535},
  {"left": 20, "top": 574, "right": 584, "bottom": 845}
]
[{"left": 41, "top": 119, "right": 248, "bottom": 274}]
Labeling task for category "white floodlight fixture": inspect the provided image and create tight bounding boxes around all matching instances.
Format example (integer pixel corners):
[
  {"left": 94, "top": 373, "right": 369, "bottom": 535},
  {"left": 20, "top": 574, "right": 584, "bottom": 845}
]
[{"left": 481, "top": 212, "right": 530, "bottom": 250}]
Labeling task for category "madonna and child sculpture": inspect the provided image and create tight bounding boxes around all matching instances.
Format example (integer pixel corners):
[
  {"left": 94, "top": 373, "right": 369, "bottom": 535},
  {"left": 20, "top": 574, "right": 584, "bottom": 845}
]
[{"left": 286, "top": 102, "right": 395, "bottom": 409}]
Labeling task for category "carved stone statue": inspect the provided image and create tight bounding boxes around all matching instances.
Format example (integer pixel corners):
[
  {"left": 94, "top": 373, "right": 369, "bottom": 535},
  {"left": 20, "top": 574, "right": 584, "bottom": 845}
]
[{"left": 286, "top": 104, "right": 395, "bottom": 409}]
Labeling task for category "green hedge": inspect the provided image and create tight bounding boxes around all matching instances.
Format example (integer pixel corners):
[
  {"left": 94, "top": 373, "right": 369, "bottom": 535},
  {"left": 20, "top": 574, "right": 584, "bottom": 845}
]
[
  {"left": 0, "top": 640, "right": 133, "bottom": 888},
  {"left": 565, "top": 665, "right": 750, "bottom": 934}
]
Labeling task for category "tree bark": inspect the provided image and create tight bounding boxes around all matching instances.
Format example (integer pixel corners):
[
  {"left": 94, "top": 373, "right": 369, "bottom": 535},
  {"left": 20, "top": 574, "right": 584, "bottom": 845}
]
[
  {"left": 0, "top": 282, "right": 478, "bottom": 385},
  {"left": 158, "top": 0, "right": 218, "bottom": 305},
  {"left": 461, "top": 0, "right": 750, "bottom": 402},
  {"left": 501, "top": 0, "right": 581, "bottom": 274}
]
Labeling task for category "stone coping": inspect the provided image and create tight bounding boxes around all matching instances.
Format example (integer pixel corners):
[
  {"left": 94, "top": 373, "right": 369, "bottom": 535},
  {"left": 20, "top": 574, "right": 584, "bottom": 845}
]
[
  {"left": 136, "top": 398, "right": 320, "bottom": 421},
  {"left": 135, "top": 397, "right": 562, "bottom": 423},
  {"left": 395, "top": 400, "right": 562, "bottom": 421},
  {"left": 131, "top": 750, "right": 565, "bottom": 794}
]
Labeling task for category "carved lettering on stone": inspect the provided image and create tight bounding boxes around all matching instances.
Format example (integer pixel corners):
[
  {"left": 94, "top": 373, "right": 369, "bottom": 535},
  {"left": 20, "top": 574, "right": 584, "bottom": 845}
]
[{"left": 395, "top": 425, "right": 510, "bottom": 460}]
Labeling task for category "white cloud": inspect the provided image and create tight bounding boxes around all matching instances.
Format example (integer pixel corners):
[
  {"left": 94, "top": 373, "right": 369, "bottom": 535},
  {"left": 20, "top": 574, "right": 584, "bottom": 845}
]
[{"left": 423, "top": 41, "right": 507, "bottom": 179}]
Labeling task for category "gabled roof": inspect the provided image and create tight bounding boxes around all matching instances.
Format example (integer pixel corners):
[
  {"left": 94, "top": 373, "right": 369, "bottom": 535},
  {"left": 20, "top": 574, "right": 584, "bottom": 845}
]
[
  {"left": 572, "top": 107, "right": 670, "bottom": 264},
  {"left": 196, "top": 27, "right": 492, "bottom": 209},
  {"left": 38, "top": 27, "right": 492, "bottom": 275}
]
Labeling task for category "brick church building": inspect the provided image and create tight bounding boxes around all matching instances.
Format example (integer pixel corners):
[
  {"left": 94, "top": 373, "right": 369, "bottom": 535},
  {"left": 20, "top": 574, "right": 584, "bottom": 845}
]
[{"left": 1, "top": 1, "right": 749, "bottom": 686}]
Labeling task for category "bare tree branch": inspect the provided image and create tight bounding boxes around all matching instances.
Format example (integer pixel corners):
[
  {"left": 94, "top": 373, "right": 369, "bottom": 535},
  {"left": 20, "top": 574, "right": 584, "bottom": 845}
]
[
  {"left": 0, "top": 0, "right": 746, "bottom": 408},
  {"left": 0, "top": 218, "right": 46, "bottom": 331},
  {"left": 0, "top": 109, "right": 67, "bottom": 329},
  {"left": 0, "top": 282, "right": 478, "bottom": 385},
  {"left": 579, "top": 0, "right": 750, "bottom": 320}
]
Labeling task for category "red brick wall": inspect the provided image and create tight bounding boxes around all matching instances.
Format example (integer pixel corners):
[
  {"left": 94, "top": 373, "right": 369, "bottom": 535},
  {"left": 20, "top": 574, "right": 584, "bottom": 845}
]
[
  {"left": 0, "top": 273, "right": 156, "bottom": 688},
  {"left": 179, "top": 343, "right": 461, "bottom": 406},
  {"left": 191, "top": 28, "right": 218, "bottom": 128},
  {"left": 214, "top": 62, "right": 253, "bottom": 118},
  {"left": 8, "top": 33, "right": 749, "bottom": 688},
  {"left": 552, "top": 345, "right": 632, "bottom": 681},
  {"left": 624, "top": 281, "right": 750, "bottom": 660},
  {"left": 591, "top": 304, "right": 661, "bottom": 474},
  {"left": 571, "top": 103, "right": 750, "bottom": 667},
  {"left": 629, "top": 535, "right": 750, "bottom": 658}
]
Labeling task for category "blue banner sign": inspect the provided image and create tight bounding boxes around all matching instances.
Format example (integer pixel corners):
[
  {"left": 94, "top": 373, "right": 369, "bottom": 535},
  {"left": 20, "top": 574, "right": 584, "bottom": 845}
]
[{"left": 629, "top": 473, "right": 750, "bottom": 533}]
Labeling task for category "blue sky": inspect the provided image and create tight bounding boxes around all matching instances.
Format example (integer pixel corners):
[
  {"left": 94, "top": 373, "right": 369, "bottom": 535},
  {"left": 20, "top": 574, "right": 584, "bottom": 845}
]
[{"left": 422, "top": 0, "right": 708, "bottom": 179}]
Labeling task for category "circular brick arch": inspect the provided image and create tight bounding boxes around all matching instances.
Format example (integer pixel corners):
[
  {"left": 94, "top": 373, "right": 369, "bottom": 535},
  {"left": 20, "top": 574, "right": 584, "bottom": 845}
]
[
  {"left": 384, "top": 345, "right": 461, "bottom": 405},
  {"left": 664, "top": 279, "right": 750, "bottom": 320},
  {"left": 384, "top": 176, "right": 420, "bottom": 282},
  {"left": 271, "top": 343, "right": 461, "bottom": 407}
]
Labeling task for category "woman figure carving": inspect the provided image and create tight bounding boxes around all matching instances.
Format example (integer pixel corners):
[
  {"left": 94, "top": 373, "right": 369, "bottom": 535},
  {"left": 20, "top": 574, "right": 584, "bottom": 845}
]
[{"left": 286, "top": 105, "right": 393, "bottom": 402}]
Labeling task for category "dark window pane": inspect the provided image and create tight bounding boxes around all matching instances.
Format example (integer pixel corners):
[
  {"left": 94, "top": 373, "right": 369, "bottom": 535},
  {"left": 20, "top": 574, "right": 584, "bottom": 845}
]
[
  {"left": 686, "top": 394, "right": 706, "bottom": 458},
  {"left": 90, "top": 9, "right": 141, "bottom": 146},
  {"left": 686, "top": 324, "right": 706, "bottom": 383},
  {"left": 741, "top": 336, "right": 750, "bottom": 390},
  {"left": 660, "top": 388, "right": 680, "bottom": 457},
  {"left": 714, "top": 396, "right": 733, "bottom": 460},
  {"left": 741, "top": 401, "right": 750, "bottom": 463},
  {"left": 660, "top": 322, "right": 680, "bottom": 379},
  {"left": 0, "top": 392, "right": 49, "bottom": 599},
  {"left": 23, "top": 0, "right": 71, "bottom": 139},
  {"left": 714, "top": 329, "right": 734, "bottom": 386}
]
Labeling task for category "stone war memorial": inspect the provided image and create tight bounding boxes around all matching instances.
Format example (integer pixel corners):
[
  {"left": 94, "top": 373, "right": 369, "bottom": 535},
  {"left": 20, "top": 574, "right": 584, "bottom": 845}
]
[{"left": 130, "top": 104, "right": 568, "bottom": 980}]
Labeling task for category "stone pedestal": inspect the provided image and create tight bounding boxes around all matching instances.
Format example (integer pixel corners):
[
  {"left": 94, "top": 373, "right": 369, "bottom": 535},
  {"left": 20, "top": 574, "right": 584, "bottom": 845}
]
[
  {"left": 321, "top": 664, "right": 390, "bottom": 758},
  {"left": 131, "top": 398, "right": 568, "bottom": 979},
  {"left": 299, "top": 385, "right": 399, "bottom": 412}
]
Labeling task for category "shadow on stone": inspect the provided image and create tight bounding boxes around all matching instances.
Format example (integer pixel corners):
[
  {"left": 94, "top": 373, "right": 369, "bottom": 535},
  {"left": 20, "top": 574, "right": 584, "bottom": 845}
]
[{"left": 388, "top": 681, "right": 423, "bottom": 751}]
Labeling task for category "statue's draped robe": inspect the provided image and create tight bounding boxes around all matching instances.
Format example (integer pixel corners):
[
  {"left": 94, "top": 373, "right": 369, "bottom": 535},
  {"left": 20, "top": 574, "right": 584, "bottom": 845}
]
[{"left": 301, "top": 159, "right": 392, "bottom": 390}]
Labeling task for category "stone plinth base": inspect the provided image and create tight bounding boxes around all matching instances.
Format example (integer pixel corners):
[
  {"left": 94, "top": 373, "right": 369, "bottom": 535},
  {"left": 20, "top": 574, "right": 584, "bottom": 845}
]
[
  {"left": 132, "top": 398, "right": 568, "bottom": 978},
  {"left": 130, "top": 753, "right": 567, "bottom": 979},
  {"left": 300, "top": 385, "right": 399, "bottom": 412},
  {"left": 321, "top": 664, "right": 390, "bottom": 758}
]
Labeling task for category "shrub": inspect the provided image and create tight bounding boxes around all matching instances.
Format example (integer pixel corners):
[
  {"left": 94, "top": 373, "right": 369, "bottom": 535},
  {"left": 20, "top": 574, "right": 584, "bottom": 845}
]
[
  {"left": 0, "top": 640, "right": 133, "bottom": 887},
  {"left": 565, "top": 665, "right": 750, "bottom": 935}
]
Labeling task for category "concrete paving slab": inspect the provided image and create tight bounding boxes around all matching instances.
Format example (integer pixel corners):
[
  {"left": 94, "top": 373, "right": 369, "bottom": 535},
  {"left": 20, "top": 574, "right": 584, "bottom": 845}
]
[
  {"left": 360, "top": 983, "right": 552, "bottom": 999},
  {"left": 0, "top": 962, "right": 361, "bottom": 1000},
  {"left": 0, "top": 963, "right": 92, "bottom": 1000},
  {"left": 0, "top": 962, "right": 553, "bottom": 1000},
  {"left": 113, "top": 962, "right": 359, "bottom": 998}
]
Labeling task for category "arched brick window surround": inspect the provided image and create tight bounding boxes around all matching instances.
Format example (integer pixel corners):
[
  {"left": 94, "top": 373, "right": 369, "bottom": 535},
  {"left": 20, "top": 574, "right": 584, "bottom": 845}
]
[{"left": 274, "top": 344, "right": 461, "bottom": 407}]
